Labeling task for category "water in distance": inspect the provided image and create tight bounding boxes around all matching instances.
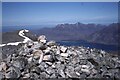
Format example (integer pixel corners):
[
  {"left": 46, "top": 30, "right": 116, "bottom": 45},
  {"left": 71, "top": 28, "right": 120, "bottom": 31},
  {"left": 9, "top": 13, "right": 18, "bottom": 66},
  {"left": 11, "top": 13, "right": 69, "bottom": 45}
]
[{"left": 57, "top": 40, "right": 119, "bottom": 52}]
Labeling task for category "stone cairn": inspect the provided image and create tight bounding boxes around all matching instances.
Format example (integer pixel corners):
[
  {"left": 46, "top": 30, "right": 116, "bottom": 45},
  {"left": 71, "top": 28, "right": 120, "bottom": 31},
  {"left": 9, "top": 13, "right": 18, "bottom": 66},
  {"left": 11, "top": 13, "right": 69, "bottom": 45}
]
[{"left": 0, "top": 35, "right": 120, "bottom": 79}]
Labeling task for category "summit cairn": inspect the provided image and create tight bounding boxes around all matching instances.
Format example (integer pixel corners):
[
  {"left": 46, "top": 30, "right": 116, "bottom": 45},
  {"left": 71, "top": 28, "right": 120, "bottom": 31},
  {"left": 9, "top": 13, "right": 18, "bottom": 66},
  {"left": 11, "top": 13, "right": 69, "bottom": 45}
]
[
  {"left": 38, "top": 35, "right": 47, "bottom": 44},
  {"left": 0, "top": 35, "right": 120, "bottom": 79}
]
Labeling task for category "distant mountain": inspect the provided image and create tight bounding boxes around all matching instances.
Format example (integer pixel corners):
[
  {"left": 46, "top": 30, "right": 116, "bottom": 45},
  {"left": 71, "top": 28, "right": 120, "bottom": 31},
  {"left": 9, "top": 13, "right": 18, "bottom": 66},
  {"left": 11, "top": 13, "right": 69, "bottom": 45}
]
[
  {"left": 87, "top": 23, "right": 120, "bottom": 45},
  {"left": 35, "top": 22, "right": 107, "bottom": 41}
]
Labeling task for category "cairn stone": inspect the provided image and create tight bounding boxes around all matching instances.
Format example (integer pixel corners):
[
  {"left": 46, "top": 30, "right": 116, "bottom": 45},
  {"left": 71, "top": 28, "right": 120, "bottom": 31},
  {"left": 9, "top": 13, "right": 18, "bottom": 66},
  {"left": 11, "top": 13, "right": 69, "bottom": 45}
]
[
  {"left": 27, "top": 57, "right": 33, "bottom": 63},
  {"left": 58, "top": 70, "right": 66, "bottom": 78},
  {"left": 33, "top": 50, "right": 43, "bottom": 59},
  {"left": 60, "top": 53, "right": 69, "bottom": 57},
  {"left": 23, "top": 73, "right": 30, "bottom": 78},
  {"left": 46, "top": 41, "right": 56, "bottom": 47},
  {"left": 43, "top": 55, "right": 53, "bottom": 61},
  {"left": 32, "top": 50, "right": 44, "bottom": 64},
  {"left": 26, "top": 40, "right": 34, "bottom": 48},
  {"left": 0, "top": 62, "right": 7, "bottom": 71},
  {"left": 60, "top": 46, "right": 67, "bottom": 53},
  {"left": 38, "top": 35, "right": 46, "bottom": 44}
]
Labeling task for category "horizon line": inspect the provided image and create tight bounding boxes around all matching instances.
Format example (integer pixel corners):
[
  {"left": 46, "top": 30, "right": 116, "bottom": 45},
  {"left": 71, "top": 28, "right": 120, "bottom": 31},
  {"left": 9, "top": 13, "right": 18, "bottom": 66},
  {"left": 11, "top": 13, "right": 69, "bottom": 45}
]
[{"left": 2, "top": 22, "right": 119, "bottom": 26}]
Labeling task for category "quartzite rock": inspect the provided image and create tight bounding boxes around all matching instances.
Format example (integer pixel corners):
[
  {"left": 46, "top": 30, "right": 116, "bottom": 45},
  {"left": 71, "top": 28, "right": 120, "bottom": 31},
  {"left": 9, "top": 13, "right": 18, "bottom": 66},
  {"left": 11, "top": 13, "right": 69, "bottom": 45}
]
[
  {"left": 38, "top": 35, "right": 46, "bottom": 44},
  {"left": 46, "top": 41, "right": 56, "bottom": 47},
  {"left": 60, "top": 46, "right": 67, "bottom": 53},
  {"left": 0, "top": 62, "right": 7, "bottom": 71},
  {"left": 33, "top": 50, "right": 43, "bottom": 59},
  {"left": 43, "top": 55, "right": 53, "bottom": 61}
]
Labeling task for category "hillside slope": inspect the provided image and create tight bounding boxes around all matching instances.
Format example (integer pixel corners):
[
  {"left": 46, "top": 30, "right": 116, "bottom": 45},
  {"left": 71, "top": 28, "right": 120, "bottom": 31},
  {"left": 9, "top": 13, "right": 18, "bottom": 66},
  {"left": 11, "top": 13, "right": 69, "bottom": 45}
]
[
  {"left": 87, "top": 23, "right": 120, "bottom": 45},
  {"left": 2, "top": 30, "right": 37, "bottom": 44}
]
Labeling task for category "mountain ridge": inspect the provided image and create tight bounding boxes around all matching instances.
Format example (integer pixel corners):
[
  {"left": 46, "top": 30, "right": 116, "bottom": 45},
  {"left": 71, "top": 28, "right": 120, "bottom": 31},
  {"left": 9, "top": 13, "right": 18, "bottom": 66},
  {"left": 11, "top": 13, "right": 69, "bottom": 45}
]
[{"left": 35, "top": 22, "right": 107, "bottom": 41}]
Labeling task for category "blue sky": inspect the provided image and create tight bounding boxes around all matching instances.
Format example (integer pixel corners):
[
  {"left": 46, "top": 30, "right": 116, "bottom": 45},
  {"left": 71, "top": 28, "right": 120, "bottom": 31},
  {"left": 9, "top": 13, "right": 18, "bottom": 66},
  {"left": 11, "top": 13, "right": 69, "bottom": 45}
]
[{"left": 2, "top": 2, "right": 118, "bottom": 26}]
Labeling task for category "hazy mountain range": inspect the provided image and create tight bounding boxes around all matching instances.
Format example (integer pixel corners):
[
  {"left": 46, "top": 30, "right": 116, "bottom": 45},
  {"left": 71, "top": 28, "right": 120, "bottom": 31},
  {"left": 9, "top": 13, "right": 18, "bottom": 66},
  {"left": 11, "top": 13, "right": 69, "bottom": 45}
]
[
  {"left": 2, "top": 22, "right": 119, "bottom": 46},
  {"left": 34, "top": 22, "right": 107, "bottom": 41}
]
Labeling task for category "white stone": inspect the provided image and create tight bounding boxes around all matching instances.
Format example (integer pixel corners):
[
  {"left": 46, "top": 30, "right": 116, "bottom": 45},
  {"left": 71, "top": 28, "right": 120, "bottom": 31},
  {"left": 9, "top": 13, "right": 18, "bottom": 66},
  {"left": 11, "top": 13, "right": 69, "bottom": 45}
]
[
  {"left": 76, "top": 72, "right": 80, "bottom": 76},
  {"left": 0, "top": 62, "right": 7, "bottom": 71},
  {"left": 61, "top": 53, "right": 69, "bottom": 57},
  {"left": 60, "top": 46, "right": 67, "bottom": 53},
  {"left": 43, "top": 47, "right": 51, "bottom": 53},
  {"left": 38, "top": 35, "right": 46, "bottom": 43},
  {"left": 43, "top": 55, "right": 52, "bottom": 61},
  {"left": 56, "top": 49, "right": 60, "bottom": 54},
  {"left": 38, "top": 52, "right": 44, "bottom": 64},
  {"left": 46, "top": 41, "right": 56, "bottom": 46},
  {"left": 45, "top": 62, "right": 52, "bottom": 66},
  {"left": 92, "top": 69, "right": 97, "bottom": 74},
  {"left": 33, "top": 50, "right": 43, "bottom": 59},
  {"left": 81, "top": 68, "right": 90, "bottom": 73},
  {"left": 40, "top": 40, "right": 46, "bottom": 44},
  {"left": 28, "top": 57, "right": 33, "bottom": 63},
  {"left": 81, "top": 65, "right": 90, "bottom": 69},
  {"left": 24, "top": 73, "right": 30, "bottom": 78},
  {"left": 26, "top": 54, "right": 33, "bottom": 57},
  {"left": 51, "top": 63, "right": 56, "bottom": 68},
  {"left": 59, "top": 70, "right": 65, "bottom": 78}
]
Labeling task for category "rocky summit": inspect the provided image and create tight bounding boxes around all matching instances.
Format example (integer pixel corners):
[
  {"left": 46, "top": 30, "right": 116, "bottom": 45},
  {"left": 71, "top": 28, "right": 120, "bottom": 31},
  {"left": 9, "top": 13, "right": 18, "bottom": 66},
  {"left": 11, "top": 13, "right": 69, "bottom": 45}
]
[{"left": 0, "top": 35, "right": 120, "bottom": 79}]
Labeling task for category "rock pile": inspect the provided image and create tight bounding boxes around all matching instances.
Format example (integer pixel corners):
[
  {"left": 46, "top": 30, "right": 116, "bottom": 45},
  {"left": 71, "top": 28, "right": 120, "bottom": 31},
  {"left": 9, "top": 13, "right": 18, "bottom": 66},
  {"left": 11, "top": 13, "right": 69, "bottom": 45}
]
[{"left": 0, "top": 35, "right": 120, "bottom": 79}]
